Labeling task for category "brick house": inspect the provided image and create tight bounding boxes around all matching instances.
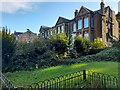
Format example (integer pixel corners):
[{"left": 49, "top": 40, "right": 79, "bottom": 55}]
[
  {"left": 14, "top": 29, "right": 37, "bottom": 43},
  {"left": 39, "top": 1, "right": 119, "bottom": 46}
]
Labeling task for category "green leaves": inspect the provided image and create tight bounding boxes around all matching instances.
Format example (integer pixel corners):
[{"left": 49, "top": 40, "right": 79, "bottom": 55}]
[
  {"left": 74, "top": 36, "right": 91, "bottom": 54},
  {"left": 92, "top": 38, "right": 104, "bottom": 49},
  {"left": 2, "top": 27, "right": 16, "bottom": 72},
  {"left": 48, "top": 33, "right": 69, "bottom": 55}
]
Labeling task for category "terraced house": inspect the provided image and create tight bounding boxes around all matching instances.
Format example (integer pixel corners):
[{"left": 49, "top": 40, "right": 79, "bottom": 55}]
[{"left": 39, "top": 0, "right": 119, "bottom": 46}]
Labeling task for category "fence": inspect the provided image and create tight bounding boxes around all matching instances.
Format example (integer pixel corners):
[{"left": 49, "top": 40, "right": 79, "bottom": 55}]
[
  {"left": 1, "top": 70, "right": 119, "bottom": 89},
  {"left": 0, "top": 71, "right": 15, "bottom": 89}
]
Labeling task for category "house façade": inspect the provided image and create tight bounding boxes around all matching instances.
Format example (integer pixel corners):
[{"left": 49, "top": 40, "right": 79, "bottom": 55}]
[{"left": 39, "top": 0, "right": 119, "bottom": 46}]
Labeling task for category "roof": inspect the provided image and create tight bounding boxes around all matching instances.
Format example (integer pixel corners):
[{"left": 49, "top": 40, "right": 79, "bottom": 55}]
[
  {"left": 14, "top": 29, "right": 37, "bottom": 35},
  {"left": 81, "top": 6, "right": 94, "bottom": 13},
  {"left": 94, "top": 6, "right": 110, "bottom": 14},
  {"left": 73, "top": 6, "right": 94, "bottom": 18},
  {"left": 14, "top": 31, "right": 23, "bottom": 35},
  {"left": 39, "top": 25, "right": 51, "bottom": 32},
  {"left": 55, "top": 16, "right": 70, "bottom": 26},
  {"left": 25, "top": 29, "right": 37, "bottom": 35}
]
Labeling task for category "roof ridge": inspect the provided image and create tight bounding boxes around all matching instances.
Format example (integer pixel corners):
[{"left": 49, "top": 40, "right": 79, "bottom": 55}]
[{"left": 59, "top": 16, "right": 70, "bottom": 20}]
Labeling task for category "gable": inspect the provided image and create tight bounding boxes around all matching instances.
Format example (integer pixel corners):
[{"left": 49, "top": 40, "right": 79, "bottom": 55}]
[
  {"left": 55, "top": 17, "right": 70, "bottom": 26},
  {"left": 77, "top": 6, "right": 91, "bottom": 17},
  {"left": 56, "top": 17, "right": 63, "bottom": 25}
]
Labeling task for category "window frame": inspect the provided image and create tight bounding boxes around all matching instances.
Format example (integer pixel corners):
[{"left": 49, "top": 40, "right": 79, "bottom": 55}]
[
  {"left": 73, "top": 23, "right": 76, "bottom": 32},
  {"left": 78, "top": 19, "right": 82, "bottom": 30},
  {"left": 61, "top": 25, "right": 64, "bottom": 33},
  {"left": 58, "top": 26, "right": 60, "bottom": 34},
  {"left": 84, "top": 17, "right": 89, "bottom": 28}
]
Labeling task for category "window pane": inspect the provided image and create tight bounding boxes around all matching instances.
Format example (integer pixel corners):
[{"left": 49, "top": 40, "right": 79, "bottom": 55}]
[
  {"left": 84, "top": 18, "right": 89, "bottom": 28},
  {"left": 51, "top": 31, "right": 52, "bottom": 35},
  {"left": 78, "top": 20, "right": 82, "bottom": 30},
  {"left": 58, "top": 26, "right": 60, "bottom": 33},
  {"left": 73, "top": 23, "right": 76, "bottom": 32}
]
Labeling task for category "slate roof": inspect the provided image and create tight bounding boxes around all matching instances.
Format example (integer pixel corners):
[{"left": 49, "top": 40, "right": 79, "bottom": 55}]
[
  {"left": 14, "top": 32, "right": 23, "bottom": 35},
  {"left": 14, "top": 29, "right": 37, "bottom": 35},
  {"left": 25, "top": 29, "right": 37, "bottom": 35},
  {"left": 81, "top": 6, "right": 94, "bottom": 13},
  {"left": 94, "top": 6, "right": 110, "bottom": 14},
  {"left": 39, "top": 25, "right": 51, "bottom": 32},
  {"left": 39, "top": 5, "right": 112, "bottom": 32}
]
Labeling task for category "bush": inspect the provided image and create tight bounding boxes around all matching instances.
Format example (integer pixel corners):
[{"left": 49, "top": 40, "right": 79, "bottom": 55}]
[
  {"left": 74, "top": 36, "right": 91, "bottom": 55},
  {"left": 91, "top": 38, "right": 104, "bottom": 49},
  {"left": 63, "top": 46, "right": 119, "bottom": 64},
  {"left": 87, "top": 48, "right": 104, "bottom": 55},
  {"left": 48, "top": 33, "right": 69, "bottom": 55}
]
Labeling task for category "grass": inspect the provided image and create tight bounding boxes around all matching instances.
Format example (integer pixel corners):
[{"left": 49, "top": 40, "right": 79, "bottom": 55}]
[{"left": 5, "top": 61, "right": 119, "bottom": 87}]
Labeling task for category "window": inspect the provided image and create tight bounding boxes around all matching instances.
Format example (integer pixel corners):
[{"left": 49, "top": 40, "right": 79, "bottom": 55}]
[
  {"left": 78, "top": 20, "right": 82, "bottom": 30},
  {"left": 54, "top": 29, "right": 56, "bottom": 34},
  {"left": 84, "top": 17, "right": 89, "bottom": 28},
  {"left": 110, "top": 10, "right": 112, "bottom": 18},
  {"left": 58, "top": 26, "right": 60, "bottom": 33},
  {"left": 61, "top": 25, "right": 64, "bottom": 33},
  {"left": 84, "top": 33, "right": 89, "bottom": 37},
  {"left": 51, "top": 31, "right": 52, "bottom": 35},
  {"left": 73, "top": 23, "right": 76, "bottom": 32}
]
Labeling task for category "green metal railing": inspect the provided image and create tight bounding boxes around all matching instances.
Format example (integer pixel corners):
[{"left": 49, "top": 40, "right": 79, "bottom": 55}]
[{"left": 1, "top": 70, "right": 119, "bottom": 89}]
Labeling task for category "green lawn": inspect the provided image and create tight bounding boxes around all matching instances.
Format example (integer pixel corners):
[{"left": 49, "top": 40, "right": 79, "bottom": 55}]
[{"left": 5, "top": 61, "right": 119, "bottom": 87}]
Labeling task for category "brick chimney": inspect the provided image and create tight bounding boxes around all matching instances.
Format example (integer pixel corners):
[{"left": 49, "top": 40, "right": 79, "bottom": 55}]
[
  {"left": 100, "top": 0, "right": 105, "bottom": 15},
  {"left": 74, "top": 9, "right": 78, "bottom": 17}
]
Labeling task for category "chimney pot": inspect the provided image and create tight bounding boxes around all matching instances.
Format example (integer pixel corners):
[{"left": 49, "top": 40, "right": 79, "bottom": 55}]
[{"left": 74, "top": 9, "right": 78, "bottom": 17}]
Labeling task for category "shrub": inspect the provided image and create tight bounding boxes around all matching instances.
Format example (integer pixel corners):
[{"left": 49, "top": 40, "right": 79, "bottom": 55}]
[
  {"left": 92, "top": 38, "right": 104, "bottom": 49},
  {"left": 74, "top": 36, "right": 91, "bottom": 54},
  {"left": 48, "top": 33, "right": 69, "bottom": 55}
]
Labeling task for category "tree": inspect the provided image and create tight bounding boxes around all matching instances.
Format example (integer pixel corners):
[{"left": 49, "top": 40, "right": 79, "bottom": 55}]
[
  {"left": 2, "top": 27, "right": 16, "bottom": 72},
  {"left": 48, "top": 33, "right": 69, "bottom": 55},
  {"left": 74, "top": 36, "right": 91, "bottom": 54}
]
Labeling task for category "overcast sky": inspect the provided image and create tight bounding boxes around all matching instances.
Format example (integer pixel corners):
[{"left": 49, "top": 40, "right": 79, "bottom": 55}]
[{"left": 0, "top": 0, "right": 119, "bottom": 34}]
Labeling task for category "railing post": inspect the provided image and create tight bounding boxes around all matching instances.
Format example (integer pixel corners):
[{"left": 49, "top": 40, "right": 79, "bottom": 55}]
[{"left": 83, "top": 70, "right": 86, "bottom": 81}]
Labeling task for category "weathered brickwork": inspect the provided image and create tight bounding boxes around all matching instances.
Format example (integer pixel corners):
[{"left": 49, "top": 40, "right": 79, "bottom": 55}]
[{"left": 39, "top": 1, "right": 119, "bottom": 45}]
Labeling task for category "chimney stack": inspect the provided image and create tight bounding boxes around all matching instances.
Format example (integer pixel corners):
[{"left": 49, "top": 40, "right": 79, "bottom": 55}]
[
  {"left": 74, "top": 9, "right": 78, "bottom": 17},
  {"left": 100, "top": 0, "right": 105, "bottom": 15}
]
